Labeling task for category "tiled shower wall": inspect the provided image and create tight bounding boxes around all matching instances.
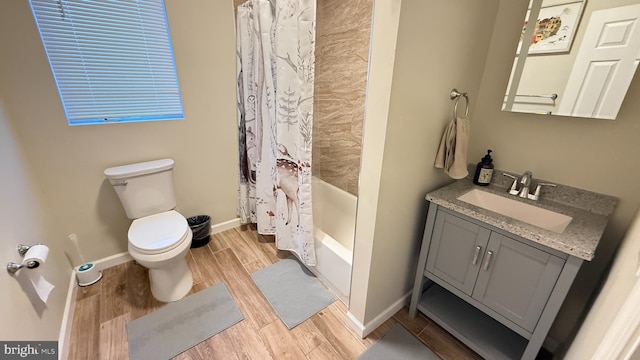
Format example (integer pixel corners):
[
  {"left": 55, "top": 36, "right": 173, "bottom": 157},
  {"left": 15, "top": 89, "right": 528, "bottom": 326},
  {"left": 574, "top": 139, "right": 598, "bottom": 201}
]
[
  {"left": 313, "top": 0, "right": 372, "bottom": 196},
  {"left": 233, "top": 0, "right": 373, "bottom": 196}
]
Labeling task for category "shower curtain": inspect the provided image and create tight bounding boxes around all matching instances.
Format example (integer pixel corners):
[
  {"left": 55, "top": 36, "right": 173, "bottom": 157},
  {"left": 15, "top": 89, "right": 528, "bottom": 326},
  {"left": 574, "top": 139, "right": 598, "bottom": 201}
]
[{"left": 236, "top": 0, "right": 316, "bottom": 265}]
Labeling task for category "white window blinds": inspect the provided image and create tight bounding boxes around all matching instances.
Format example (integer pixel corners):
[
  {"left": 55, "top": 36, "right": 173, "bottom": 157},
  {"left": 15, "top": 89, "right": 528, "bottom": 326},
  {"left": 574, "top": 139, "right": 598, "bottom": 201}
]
[{"left": 29, "top": 0, "right": 184, "bottom": 125}]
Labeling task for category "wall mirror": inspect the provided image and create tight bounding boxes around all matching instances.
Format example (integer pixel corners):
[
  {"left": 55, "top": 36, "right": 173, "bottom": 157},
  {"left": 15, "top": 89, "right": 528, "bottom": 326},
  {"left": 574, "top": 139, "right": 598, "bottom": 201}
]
[{"left": 503, "top": 0, "right": 640, "bottom": 120}]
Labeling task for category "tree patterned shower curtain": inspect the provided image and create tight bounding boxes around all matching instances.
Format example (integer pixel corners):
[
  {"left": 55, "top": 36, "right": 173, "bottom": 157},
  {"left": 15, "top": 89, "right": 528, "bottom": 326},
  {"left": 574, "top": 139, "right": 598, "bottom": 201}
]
[{"left": 236, "top": 0, "right": 316, "bottom": 265}]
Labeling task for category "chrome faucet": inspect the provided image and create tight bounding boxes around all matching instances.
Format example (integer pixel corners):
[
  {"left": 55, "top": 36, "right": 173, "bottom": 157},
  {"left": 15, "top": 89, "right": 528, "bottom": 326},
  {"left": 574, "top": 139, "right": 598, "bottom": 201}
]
[
  {"left": 518, "top": 171, "right": 532, "bottom": 198},
  {"left": 529, "top": 182, "right": 556, "bottom": 201},
  {"left": 503, "top": 171, "right": 555, "bottom": 200}
]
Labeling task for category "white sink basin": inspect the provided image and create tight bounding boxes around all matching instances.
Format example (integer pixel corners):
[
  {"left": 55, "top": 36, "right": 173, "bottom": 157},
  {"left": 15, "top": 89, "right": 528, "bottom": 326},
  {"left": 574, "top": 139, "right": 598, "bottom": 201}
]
[{"left": 457, "top": 189, "right": 572, "bottom": 233}]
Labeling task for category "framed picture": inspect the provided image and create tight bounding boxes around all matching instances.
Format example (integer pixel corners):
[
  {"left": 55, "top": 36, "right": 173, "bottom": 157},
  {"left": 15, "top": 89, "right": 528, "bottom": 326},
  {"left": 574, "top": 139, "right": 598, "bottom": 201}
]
[{"left": 519, "top": 0, "right": 586, "bottom": 54}]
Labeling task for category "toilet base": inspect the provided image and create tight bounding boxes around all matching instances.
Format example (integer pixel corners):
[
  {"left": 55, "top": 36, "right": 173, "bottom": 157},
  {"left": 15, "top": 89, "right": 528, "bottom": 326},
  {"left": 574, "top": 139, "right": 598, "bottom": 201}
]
[
  {"left": 148, "top": 258, "right": 193, "bottom": 302},
  {"left": 128, "top": 222, "right": 193, "bottom": 303}
]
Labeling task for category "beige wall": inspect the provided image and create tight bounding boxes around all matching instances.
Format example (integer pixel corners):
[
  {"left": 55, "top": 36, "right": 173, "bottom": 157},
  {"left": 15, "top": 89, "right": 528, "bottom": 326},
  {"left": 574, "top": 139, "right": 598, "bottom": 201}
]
[
  {"left": 0, "top": 99, "right": 71, "bottom": 341},
  {"left": 350, "top": 0, "right": 499, "bottom": 325},
  {"left": 472, "top": 0, "right": 640, "bottom": 351},
  {"left": 312, "top": 0, "right": 372, "bottom": 195},
  {"left": 0, "top": 1, "right": 239, "bottom": 263}
]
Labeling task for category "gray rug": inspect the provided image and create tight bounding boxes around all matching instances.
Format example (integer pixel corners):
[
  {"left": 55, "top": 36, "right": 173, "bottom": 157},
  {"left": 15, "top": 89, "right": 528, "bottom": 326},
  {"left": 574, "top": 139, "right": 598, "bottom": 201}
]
[
  {"left": 126, "top": 282, "right": 243, "bottom": 360},
  {"left": 357, "top": 323, "right": 440, "bottom": 360},
  {"left": 251, "top": 258, "right": 336, "bottom": 329}
]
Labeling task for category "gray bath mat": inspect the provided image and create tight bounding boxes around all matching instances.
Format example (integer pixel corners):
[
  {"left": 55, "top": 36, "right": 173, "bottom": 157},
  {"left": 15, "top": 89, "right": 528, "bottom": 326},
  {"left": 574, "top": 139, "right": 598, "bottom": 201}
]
[
  {"left": 357, "top": 323, "right": 439, "bottom": 359},
  {"left": 251, "top": 258, "right": 336, "bottom": 329},
  {"left": 126, "top": 282, "right": 243, "bottom": 360}
]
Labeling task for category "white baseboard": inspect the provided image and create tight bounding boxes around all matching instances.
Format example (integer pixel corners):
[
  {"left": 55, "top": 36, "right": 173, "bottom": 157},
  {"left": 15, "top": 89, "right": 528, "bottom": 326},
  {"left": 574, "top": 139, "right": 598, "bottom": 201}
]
[
  {"left": 66, "top": 218, "right": 240, "bottom": 276},
  {"left": 58, "top": 269, "right": 78, "bottom": 360},
  {"left": 86, "top": 218, "right": 240, "bottom": 272},
  {"left": 211, "top": 218, "right": 241, "bottom": 234},
  {"left": 93, "top": 251, "right": 133, "bottom": 271},
  {"left": 346, "top": 311, "right": 366, "bottom": 337},
  {"left": 346, "top": 291, "right": 412, "bottom": 338}
]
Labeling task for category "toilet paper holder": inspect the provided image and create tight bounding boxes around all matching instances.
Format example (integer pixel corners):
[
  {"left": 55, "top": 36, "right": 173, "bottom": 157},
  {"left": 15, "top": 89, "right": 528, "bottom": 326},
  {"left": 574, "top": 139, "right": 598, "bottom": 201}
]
[{"left": 6, "top": 243, "right": 42, "bottom": 274}]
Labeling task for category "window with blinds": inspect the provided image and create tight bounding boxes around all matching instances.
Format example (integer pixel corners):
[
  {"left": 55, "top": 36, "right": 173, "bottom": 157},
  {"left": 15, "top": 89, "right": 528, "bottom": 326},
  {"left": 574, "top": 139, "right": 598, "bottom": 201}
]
[{"left": 29, "top": 0, "right": 184, "bottom": 125}]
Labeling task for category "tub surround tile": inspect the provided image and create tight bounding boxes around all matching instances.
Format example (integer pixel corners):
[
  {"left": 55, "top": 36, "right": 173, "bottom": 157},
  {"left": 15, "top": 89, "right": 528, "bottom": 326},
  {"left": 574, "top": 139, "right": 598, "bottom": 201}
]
[
  {"left": 350, "top": 118, "right": 363, "bottom": 142},
  {"left": 425, "top": 168, "right": 618, "bottom": 261},
  {"left": 314, "top": 104, "right": 363, "bottom": 128},
  {"left": 313, "top": 0, "right": 372, "bottom": 196},
  {"left": 316, "top": 162, "right": 361, "bottom": 195},
  {"left": 317, "top": 0, "right": 373, "bottom": 35},
  {"left": 330, "top": 145, "right": 363, "bottom": 158}
]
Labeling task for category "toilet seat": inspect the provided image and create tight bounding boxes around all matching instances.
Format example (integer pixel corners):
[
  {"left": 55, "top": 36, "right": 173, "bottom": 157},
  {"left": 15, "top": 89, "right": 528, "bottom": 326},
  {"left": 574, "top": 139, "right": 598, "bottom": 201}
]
[{"left": 128, "top": 210, "right": 190, "bottom": 255}]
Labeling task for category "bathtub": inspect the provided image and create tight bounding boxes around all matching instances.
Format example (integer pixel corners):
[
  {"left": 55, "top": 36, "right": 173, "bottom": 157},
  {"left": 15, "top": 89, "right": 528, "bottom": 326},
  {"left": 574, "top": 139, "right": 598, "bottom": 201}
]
[{"left": 310, "top": 177, "right": 356, "bottom": 304}]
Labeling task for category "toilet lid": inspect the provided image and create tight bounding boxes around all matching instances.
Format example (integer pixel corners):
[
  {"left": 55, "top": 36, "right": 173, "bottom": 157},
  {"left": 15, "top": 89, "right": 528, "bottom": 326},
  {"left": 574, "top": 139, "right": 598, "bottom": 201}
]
[{"left": 128, "top": 210, "right": 189, "bottom": 253}]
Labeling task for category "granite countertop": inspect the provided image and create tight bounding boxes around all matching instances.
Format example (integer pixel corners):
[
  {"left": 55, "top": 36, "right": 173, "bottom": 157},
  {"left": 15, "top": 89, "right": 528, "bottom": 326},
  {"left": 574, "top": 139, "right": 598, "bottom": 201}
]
[{"left": 426, "top": 168, "right": 618, "bottom": 261}]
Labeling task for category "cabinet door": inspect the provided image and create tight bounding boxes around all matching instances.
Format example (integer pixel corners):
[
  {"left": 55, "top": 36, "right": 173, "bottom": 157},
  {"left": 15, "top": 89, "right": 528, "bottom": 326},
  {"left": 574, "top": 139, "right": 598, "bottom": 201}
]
[
  {"left": 472, "top": 232, "right": 564, "bottom": 332},
  {"left": 426, "top": 211, "right": 491, "bottom": 296}
]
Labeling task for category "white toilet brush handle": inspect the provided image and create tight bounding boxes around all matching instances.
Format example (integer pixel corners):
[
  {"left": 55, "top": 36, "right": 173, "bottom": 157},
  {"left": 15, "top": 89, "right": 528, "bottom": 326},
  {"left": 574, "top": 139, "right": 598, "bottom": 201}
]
[{"left": 69, "top": 233, "right": 86, "bottom": 265}]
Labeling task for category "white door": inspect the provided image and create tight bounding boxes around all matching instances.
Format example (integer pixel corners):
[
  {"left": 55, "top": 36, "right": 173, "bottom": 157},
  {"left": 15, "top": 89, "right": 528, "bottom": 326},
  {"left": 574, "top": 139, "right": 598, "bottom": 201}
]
[{"left": 558, "top": 4, "right": 640, "bottom": 120}]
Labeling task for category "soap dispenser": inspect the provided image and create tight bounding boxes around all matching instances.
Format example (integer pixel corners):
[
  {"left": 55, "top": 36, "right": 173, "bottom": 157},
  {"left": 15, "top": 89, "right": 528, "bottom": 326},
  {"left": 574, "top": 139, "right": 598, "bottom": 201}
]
[{"left": 473, "top": 150, "right": 494, "bottom": 186}]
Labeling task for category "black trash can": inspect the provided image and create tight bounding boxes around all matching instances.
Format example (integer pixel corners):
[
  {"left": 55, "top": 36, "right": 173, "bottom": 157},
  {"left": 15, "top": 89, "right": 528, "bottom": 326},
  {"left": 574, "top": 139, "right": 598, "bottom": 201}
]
[{"left": 187, "top": 215, "right": 211, "bottom": 248}]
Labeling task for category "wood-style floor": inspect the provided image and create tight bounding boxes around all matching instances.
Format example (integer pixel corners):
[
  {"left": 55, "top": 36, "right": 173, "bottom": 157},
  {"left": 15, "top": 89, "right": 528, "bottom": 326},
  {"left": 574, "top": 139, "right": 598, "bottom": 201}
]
[{"left": 68, "top": 225, "right": 482, "bottom": 360}]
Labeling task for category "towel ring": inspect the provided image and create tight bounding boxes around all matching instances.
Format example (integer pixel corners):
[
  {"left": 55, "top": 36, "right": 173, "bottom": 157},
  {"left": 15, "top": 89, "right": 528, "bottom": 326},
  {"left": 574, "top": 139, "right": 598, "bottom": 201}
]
[{"left": 450, "top": 89, "right": 469, "bottom": 118}]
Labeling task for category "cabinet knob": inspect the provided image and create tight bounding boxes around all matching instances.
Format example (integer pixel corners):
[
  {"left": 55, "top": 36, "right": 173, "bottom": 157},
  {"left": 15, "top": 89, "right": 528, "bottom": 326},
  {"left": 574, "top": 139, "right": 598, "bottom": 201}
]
[
  {"left": 472, "top": 246, "right": 482, "bottom": 265},
  {"left": 482, "top": 250, "right": 494, "bottom": 271}
]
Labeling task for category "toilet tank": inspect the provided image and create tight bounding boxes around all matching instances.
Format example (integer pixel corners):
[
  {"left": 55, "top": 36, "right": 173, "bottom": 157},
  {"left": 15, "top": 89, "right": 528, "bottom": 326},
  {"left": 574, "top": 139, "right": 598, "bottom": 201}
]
[{"left": 104, "top": 159, "right": 177, "bottom": 219}]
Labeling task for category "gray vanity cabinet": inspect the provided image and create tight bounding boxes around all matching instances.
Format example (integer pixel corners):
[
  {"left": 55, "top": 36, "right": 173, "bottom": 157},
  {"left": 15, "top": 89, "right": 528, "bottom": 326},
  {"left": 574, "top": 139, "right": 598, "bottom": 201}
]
[
  {"left": 426, "top": 211, "right": 564, "bottom": 333},
  {"left": 472, "top": 232, "right": 564, "bottom": 332},
  {"left": 426, "top": 211, "right": 490, "bottom": 296},
  {"left": 411, "top": 204, "right": 583, "bottom": 360}
]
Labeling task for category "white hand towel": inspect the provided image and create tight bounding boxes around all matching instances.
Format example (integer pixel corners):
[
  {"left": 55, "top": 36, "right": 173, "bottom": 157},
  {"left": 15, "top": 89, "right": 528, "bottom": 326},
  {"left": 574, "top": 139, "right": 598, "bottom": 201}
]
[{"left": 434, "top": 116, "right": 470, "bottom": 179}]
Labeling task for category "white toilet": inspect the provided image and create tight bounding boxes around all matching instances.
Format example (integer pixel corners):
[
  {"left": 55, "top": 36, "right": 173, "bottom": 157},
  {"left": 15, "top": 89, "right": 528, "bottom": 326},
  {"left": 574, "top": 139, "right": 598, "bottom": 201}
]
[{"left": 104, "top": 158, "right": 193, "bottom": 302}]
